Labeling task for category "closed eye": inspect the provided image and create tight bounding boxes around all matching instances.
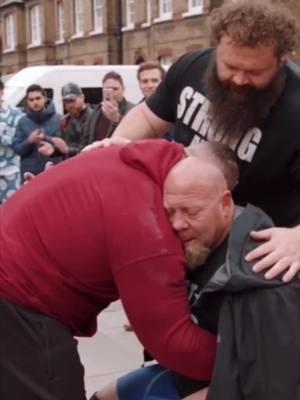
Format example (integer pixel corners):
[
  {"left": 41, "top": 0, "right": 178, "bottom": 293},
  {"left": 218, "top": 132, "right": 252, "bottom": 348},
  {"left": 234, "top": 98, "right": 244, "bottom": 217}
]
[{"left": 185, "top": 209, "right": 202, "bottom": 217}]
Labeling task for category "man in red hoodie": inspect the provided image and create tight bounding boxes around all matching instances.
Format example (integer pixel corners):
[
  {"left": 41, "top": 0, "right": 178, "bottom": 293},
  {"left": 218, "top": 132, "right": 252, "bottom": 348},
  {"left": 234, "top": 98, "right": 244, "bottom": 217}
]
[{"left": 0, "top": 139, "right": 236, "bottom": 400}]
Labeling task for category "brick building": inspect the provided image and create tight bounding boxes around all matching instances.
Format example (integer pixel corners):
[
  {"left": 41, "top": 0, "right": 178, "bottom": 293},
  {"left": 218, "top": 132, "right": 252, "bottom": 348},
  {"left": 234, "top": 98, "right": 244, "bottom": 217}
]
[{"left": 0, "top": 0, "right": 299, "bottom": 75}]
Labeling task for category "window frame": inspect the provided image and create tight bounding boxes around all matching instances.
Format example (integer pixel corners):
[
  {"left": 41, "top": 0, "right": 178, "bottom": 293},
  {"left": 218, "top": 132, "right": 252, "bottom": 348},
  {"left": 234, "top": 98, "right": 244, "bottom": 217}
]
[
  {"left": 188, "top": 0, "right": 204, "bottom": 12},
  {"left": 159, "top": 0, "right": 173, "bottom": 20},
  {"left": 74, "top": 0, "right": 84, "bottom": 35},
  {"left": 92, "top": 0, "right": 104, "bottom": 33},
  {"left": 3, "top": 13, "right": 16, "bottom": 51},
  {"left": 29, "top": 5, "right": 42, "bottom": 46},
  {"left": 57, "top": 1, "right": 65, "bottom": 42},
  {"left": 126, "top": 0, "right": 135, "bottom": 29},
  {"left": 144, "top": 0, "right": 151, "bottom": 25}
]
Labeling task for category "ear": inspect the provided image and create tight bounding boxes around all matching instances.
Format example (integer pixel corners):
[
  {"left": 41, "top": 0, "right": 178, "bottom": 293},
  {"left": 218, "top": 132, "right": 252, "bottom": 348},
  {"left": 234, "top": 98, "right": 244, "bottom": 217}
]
[
  {"left": 221, "top": 190, "right": 233, "bottom": 218},
  {"left": 280, "top": 54, "right": 288, "bottom": 66}
]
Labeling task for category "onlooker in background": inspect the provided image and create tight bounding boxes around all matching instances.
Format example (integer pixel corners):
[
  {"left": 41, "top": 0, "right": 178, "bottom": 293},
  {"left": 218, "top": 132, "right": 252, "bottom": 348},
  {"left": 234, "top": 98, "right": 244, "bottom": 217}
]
[
  {"left": 137, "top": 61, "right": 166, "bottom": 100},
  {"left": 86, "top": 71, "right": 135, "bottom": 141},
  {"left": 0, "top": 79, "right": 23, "bottom": 203},
  {"left": 12, "top": 84, "right": 62, "bottom": 182},
  {"left": 38, "top": 83, "right": 94, "bottom": 158},
  {"left": 137, "top": 61, "right": 173, "bottom": 141}
]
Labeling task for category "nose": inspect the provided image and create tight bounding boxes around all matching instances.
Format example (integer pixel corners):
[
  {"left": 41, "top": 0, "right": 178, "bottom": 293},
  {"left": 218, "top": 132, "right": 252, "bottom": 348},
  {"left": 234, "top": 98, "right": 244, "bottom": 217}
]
[
  {"left": 146, "top": 83, "right": 153, "bottom": 90},
  {"left": 231, "top": 71, "right": 249, "bottom": 86},
  {"left": 170, "top": 212, "right": 189, "bottom": 232}
]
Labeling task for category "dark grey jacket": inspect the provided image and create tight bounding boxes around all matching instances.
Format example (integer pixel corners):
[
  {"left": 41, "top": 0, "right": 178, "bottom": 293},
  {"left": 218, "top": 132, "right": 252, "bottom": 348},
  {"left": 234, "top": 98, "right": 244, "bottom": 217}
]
[
  {"left": 60, "top": 105, "right": 94, "bottom": 156},
  {"left": 176, "top": 204, "right": 300, "bottom": 400},
  {"left": 86, "top": 97, "right": 135, "bottom": 141},
  {"left": 203, "top": 205, "right": 300, "bottom": 400}
]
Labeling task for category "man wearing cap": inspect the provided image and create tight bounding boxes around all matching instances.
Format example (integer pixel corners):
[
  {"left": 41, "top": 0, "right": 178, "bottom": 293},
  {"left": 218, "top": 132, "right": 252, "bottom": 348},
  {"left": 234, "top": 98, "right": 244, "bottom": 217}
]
[{"left": 38, "top": 82, "right": 93, "bottom": 158}]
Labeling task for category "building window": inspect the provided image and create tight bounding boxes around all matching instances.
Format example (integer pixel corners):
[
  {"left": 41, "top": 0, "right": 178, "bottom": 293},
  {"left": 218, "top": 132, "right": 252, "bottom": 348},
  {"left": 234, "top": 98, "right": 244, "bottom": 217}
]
[
  {"left": 57, "top": 2, "right": 64, "bottom": 41},
  {"left": 188, "top": 0, "right": 203, "bottom": 12},
  {"left": 126, "top": 0, "right": 135, "bottom": 28},
  {"left": 158, "top": 55, "right": 172, "bottom": 66},
  {"left": 30, "top": 5, "right": 42, "bottom": 45},
  {"left": 146, "top": 0, "right": 151, "bottom": 24},
  {"left": 159, "top": 0, "right": 172, "bottom": 19},
  {"left": 74, "top": 0, "right": 84, "bottom": 35},
  {"left": 3, "top": 13, "right": 15, "bottom": 51},
  {"left": 93, "top": 0, "right": 104, "bottom": 32},
  {"left": 183, "top": 0, "right": 204, "bottom": 17}
]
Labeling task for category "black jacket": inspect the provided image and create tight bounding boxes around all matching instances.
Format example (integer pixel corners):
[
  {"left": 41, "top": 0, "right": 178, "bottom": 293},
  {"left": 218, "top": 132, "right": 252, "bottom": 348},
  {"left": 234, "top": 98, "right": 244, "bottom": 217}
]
[{"left": 176, "top": 205, "right": 300, "bottom": 399}]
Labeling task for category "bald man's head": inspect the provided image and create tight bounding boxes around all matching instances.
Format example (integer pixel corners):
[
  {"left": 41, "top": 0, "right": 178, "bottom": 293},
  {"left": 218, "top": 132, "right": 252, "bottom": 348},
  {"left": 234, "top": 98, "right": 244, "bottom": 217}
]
[
  {"left": 164, "top": 155, "right": 234, "bottom": 270},
  {"left": 185, "top": 141, "right": 239, "bottom": 191},
  {"left": 164, "top": 156, "right": 228, "bottom": 197}
]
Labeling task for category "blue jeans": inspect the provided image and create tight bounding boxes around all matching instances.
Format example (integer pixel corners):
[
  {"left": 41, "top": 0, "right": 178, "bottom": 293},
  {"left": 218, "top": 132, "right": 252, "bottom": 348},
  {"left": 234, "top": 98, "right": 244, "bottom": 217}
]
[{"left": 117, "top": 364, "right": 180, "bottom": 400}]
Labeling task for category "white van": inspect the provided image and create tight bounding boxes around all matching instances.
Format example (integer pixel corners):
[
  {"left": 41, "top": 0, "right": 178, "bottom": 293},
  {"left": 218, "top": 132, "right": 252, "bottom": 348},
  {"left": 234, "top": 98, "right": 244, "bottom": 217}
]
[{"left": 3, "top": 65, "right": 141, "bottom": 114}]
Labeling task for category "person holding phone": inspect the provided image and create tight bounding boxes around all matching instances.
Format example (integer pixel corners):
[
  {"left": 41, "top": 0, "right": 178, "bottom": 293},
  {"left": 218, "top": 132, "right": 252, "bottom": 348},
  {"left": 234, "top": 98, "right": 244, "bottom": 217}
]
[{"left": 86, "top": 71, "right": 135, "bottom": 142}]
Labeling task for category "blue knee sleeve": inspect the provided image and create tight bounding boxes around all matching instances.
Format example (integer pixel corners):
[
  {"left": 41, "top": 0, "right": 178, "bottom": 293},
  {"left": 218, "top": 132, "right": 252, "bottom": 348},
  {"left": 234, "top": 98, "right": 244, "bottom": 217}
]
[{"left": 117, "top": 365, "right": 179, "bottom": 400}]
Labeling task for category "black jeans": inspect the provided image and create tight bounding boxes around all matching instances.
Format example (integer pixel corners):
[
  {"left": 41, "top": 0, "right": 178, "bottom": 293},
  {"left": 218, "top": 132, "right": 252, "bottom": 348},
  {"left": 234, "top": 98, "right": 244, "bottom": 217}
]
[{"left": 0, "top": 298, "right": 86, "bottom": 399}]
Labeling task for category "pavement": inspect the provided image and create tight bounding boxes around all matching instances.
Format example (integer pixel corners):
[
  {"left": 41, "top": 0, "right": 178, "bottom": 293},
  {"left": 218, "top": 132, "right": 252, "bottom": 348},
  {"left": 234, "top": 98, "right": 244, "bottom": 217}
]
[{"left": 78, "top": 300, "right": 143, "bottom": 398}]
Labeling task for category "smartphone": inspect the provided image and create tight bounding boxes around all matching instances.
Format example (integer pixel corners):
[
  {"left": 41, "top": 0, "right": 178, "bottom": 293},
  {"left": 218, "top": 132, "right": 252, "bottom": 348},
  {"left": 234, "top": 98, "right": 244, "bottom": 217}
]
[{"left": 103, "top": 88, "right": 114, "bottom": 102}]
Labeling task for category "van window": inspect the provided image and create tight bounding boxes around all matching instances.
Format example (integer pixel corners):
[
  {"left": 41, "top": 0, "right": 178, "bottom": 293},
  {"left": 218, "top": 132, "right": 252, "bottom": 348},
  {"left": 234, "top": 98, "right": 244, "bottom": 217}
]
[
  {"left": 44, "top": 88, "right": 54, "bottom": 100},
  {"left": 17, "top": 88, "right": 54, "bottom": 111}
]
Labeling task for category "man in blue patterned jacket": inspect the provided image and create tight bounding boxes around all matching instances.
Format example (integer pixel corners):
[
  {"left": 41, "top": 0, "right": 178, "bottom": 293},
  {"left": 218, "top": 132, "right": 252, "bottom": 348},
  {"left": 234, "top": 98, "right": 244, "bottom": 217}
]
[{"left": 0, "top": 79, "right": 23, "bottom": 203}]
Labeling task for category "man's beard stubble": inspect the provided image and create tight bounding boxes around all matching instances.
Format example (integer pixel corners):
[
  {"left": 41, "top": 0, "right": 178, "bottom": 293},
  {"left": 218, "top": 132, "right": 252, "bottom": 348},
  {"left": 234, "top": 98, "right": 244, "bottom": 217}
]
[
  {"left": 203, "top": 56, "right": 286, "bottom": 141},
  {"left": 186, "top": 244, "right": 212, "bottom": 271}
]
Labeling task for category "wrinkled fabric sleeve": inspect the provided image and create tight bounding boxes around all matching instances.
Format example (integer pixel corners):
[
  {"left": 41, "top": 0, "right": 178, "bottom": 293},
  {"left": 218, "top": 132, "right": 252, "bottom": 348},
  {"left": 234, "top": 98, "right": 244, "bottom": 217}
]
[
  {"left": 290, "top": 150, "right": 300, "bottom": 224},
  {"left": 12, "top": 122, "right": 35, "bottom": 156},
  {"left": 113, "top": 254, "right": 216, "bottom": 381},
  {"left": 208, "top": 283, "right": 300, "bottom": 400}
]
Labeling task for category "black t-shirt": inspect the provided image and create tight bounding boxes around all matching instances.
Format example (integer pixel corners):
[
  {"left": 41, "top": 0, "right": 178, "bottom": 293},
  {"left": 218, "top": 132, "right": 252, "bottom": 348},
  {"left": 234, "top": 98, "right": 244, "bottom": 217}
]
[
  {"left": 172, "top": 239, "right": 228, "bottom": 397},
  {"left": 146, "top": 49, "right": 300, "bottom": 227}
]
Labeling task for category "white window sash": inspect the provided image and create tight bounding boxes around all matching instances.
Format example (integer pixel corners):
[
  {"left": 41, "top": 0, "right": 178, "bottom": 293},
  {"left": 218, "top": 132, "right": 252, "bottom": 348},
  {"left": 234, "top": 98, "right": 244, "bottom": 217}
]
[
  {"left": 159, "top": 0, "right": 172, "bottom": 19},
  {"left": 4, "top": 14, "right": 15, "bottom": 50},
  {"left": 74, "top": 0, "right": 84, "bottom": 34},
  {"left": 146, "top": 0, "right": 151, "bottom": 23},
  {"left": 93, "top": 0, "right": 103, "bottom": 32},
  {"left": 188, "top": 0, "right": 203, "bottom": 12},
  {"left": 126, "top": 0, "right": 135, "bottom": 27},
  {"left": 57, "top": 2, "right": 64, "bottom": 40},
  {"left": 30, "top": 6, "right": 41, "bottom": 45}
]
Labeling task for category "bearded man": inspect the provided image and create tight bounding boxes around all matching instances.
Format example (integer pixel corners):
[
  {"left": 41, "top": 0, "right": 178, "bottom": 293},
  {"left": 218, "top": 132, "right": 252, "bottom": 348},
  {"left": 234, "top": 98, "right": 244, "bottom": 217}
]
[{"left": 85, "top": 0, "right": 300, "bottom": 284}]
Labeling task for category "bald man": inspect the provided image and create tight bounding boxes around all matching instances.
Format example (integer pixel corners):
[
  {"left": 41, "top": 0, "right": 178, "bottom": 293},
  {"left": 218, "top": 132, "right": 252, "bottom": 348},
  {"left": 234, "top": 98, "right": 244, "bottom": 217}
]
[
  {"left": 93, "top": 145, "right": 237, "bottom": 400},
  {"left": 164, "top": 155, "right": 234, "bottom": 269},
  {"left": 0, "top": 139, "right": 237, "bottom": 400},
  {"left": 94, "top": 150, "right": 300, "bottom": 400}
]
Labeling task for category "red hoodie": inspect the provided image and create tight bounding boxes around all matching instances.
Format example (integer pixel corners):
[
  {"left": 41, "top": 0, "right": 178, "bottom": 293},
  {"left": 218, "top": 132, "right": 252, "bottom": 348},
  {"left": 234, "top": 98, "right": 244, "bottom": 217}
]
[{"left": 0, "top": 139, "right": 216, "bottom": 380}]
